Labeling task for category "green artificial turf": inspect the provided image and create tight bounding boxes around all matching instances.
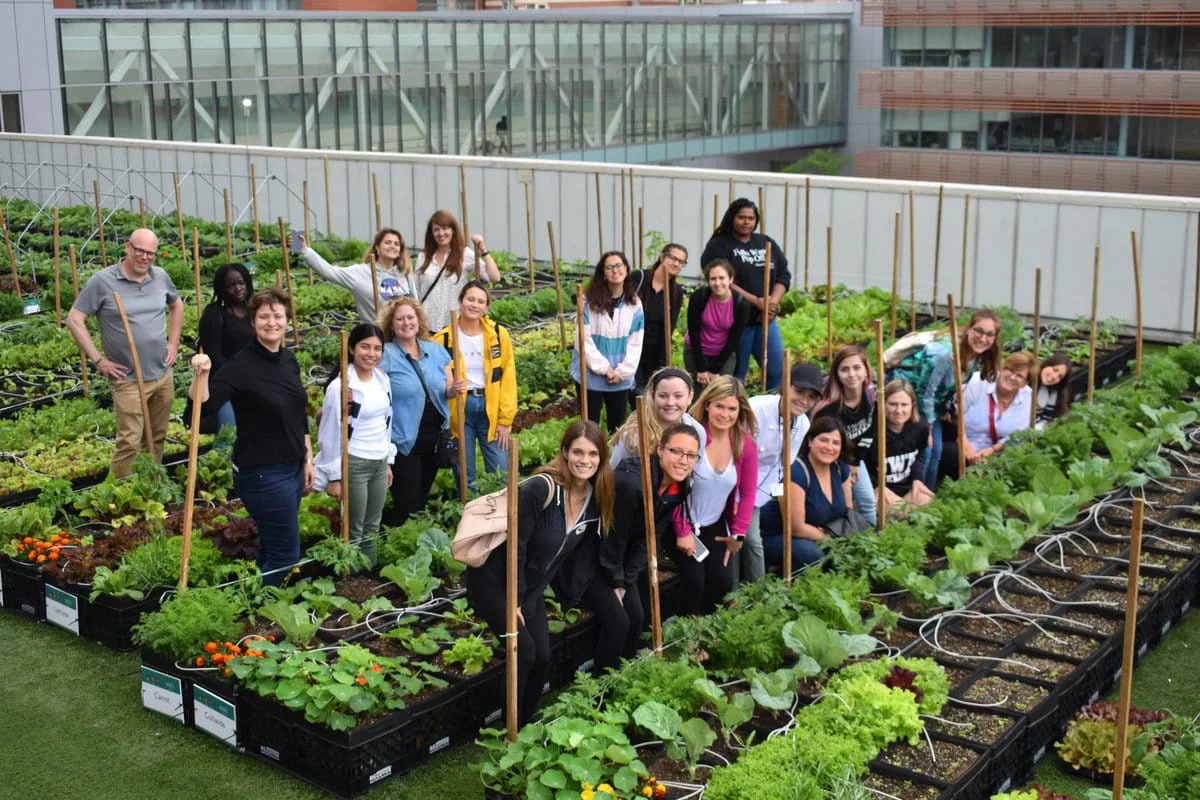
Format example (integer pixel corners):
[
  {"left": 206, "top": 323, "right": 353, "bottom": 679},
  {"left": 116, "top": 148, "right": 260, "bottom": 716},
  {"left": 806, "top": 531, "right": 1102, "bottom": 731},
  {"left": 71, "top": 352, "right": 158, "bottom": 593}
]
[
  {"left": 1027, "top": 607, "right": 1200, "bottom": 797},
  {"left": 0, "top": 611, "right": 482, "bottom": 800}
]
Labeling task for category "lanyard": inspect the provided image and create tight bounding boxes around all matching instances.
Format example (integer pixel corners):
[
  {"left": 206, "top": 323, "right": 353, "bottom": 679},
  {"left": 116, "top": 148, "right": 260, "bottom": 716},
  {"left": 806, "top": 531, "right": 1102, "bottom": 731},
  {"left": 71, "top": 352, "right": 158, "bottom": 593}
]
[{"left": 987, "top": 394, "right": 1000, "bottom": 444}]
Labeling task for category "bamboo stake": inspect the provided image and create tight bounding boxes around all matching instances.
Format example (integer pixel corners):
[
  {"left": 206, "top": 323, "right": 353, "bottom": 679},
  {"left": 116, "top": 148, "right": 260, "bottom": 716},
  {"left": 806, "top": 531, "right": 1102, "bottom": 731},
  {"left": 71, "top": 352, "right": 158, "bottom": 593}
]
[
  {"left": 449, "top": 312, "right": 469, "bottom": 503},
  {"left": 474, "top": 241, "right": 482, "bottom": 282},
  {"left": 620, "top": 169, "right": 627, "bottom": 255},
  {"left": 594, "top": 173, "right": 604, "bottom": 254},
  {"left": 758, "top": 186, "right": 765, "bottom": 232},
  {"left": 762, "top": 242, "right": 772, "bottom": 392},
  {"left": 524, "top": 181, "right": 535, "bottom": 290},
  {"left": 69, "top": 245, "right": 88, "bottom": 395},
  {"left": 192, "top": 228, "right": 202, "bottom": 322},
  {"left": 138, "top": 197, "right": 147, "bottom": 230},
  {"left": 628, "top": 168, "right": 636, "bottom": 258},
  {"left": 52, "top": 209, "right": 62, "bottom": 328},
  {"left": 908, "top": 189, "right": 916, "bottom": 331},
  {"left": 303, "top": 181, "right": 314, "bottom": 285},
  {"left": 340, "top": 330, "right": 351, "bottom": 543},
  {"left": 782, "top": 184, "right": 790, "bottom": 261},
  {"left": 94, "top": 180, "right": 108, "bottom": 266},
  {"left": 458, "top": 163, "right": 469, "bottom": 241},
  {"left": 727, "top": 176, "right": 733, "bottom": 206},
  {"left": 279, "top": 217, "right": 300, "bottom": 348},
  {"left": 223, "top": 189, "right": 233, "bottom": 261},
  {"left": 931, "top": 185, "right": 944, "bottom": 320},
  {"left": 250, "top": 163, "right": 261, "bottom": 252},
  {"left": 373, "top": 172, "right": 383, "bottom": 233},
  {"left": 1130, "top": 231, "right": 1143, "bottom": 379},
  {"left": 804, "top": 177, "right": 811, "bottom": 292},
  {"left": 504, "top": 437, "right": 520, "bottom": 741},
  {"left": 178, "top": 366, "right": 207, "bottom": 591},
  {"left": 323, "top": 156, "right": 333, "bottom": 238},
  {"left": 959, "top": 193, "right": 969, "bottom": 303},
  {"left": 173, "top": 172, "right": 187, "bottom": 273},
  {"left": 577, "top": 285, "right": 588, "bottom": 422},
  {"left": 712, "top": 194, "right": 719, "bottom": 233},
  {"left": 276, "top": 269, "right": 282, "bottom": 288},
  {"left": 1111, "top": 498, "right": 1144, "bottom": 800},
  {"left": 638, "top": 207, "right": 645, "bottom": 271},
  {"left": 826, "top": 227, "right": 834, "bottom": 366},
  {"left": 890, "top": 211, "right": 901, "bottom": 338},
  {"left": 0, "top": 204, "right": 20, "bottom": 297},
  {"left": 369, "top": 253, "right": 381, "bottom": 319},
  {"left": 548, "top": 221, "right": 567, "bottom": 350},
  {"left": 636, "top": 396, "right": 663, "bottom": 657},
  {"left": 874, "top": 320, "right": 887, "bottom": 530},
  {"left": 781, "top": 350, "right": 793, "bottom": 583},
  {"left": 1194, "top": 213, "right": 1199, "bottom": 339},
  {"left": 1088, "top": 247, "right": 1101, "bottom": 404},
  {"left": 663, "top": 261, "right": 672, "bottom": 368},
  {"left": 947, "top": 294, "right": 966, "bottom": 479},
  {"left": 113, "top": 292, "right": 156, "bottom": 456},
  {"left": 1030, "top": 268, "right": 1042, "bottom": 428}
]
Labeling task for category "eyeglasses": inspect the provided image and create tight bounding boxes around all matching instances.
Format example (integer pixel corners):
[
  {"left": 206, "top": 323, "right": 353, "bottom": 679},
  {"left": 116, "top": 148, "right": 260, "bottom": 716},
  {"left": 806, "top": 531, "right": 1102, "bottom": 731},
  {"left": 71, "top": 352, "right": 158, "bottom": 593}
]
[
  {"left": 603, "top": 262, "right": 626, "bottom": 272},
  {"left": 662, "top": 445, "right": 700, "bottom": 463},
  {"left": 128, "top": 243, "right": 157, "bottom": 258},
  {"left": 969, "top": 326, "right": 997, "bottom": 340},
  {"left": 662, "top": 253, "right": 687, "bottom": 267}
]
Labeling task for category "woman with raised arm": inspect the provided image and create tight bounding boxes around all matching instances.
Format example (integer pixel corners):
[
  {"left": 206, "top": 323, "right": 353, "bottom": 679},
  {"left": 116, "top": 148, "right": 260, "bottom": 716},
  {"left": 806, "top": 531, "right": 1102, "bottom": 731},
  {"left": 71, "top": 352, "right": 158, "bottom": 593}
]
[
  {"left": 630, "top": 243, "right": 687, "bottom": 396},
  {"left": 300, "top": 228, "right": 416, "bottom": 324},
  {"left": 197, "top": 263, "right": 255, "bottom": 435},
  {"left": 312, "top": 323, "right": 395, "bottom": 567},
  {"left": 413, "top": 210, "right": 501, "bottom": 332},
  {"left": 684, "top": 258, "right": 751, "bottom": 389},
  {"left": 571, "top": 250, "right": 644, "bottom": 434},
  {"left": 864, "top": 379, "right": 934, "bottom": 515},
  {"left": 466, "top": 420, "right": 614, "bottom": 724}
]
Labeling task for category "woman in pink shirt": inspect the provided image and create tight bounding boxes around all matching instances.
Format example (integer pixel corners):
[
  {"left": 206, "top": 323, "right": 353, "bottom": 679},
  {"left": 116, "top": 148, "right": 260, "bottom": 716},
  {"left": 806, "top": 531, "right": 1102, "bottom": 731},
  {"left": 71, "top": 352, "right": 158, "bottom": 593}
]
[
  {"left": 672, "top": 376, "right": 758, "bottom": 615},
  {"left": 684, "top": 259, "right": 751, "bottom": 388}
]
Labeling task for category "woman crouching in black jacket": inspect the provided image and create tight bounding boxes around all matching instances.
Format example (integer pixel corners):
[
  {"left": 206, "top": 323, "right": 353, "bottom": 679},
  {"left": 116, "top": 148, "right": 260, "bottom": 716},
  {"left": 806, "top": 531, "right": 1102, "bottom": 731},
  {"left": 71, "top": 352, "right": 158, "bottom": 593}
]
[{"left": 465, "top": 419, "right": 615, "bottom": 726}]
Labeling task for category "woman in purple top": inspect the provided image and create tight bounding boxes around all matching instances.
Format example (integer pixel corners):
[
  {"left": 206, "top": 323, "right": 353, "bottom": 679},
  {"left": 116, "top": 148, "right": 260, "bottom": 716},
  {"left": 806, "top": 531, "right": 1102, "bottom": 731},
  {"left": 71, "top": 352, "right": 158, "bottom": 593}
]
[{"left": 684, "top": 259, "right": 751, "bottom": 389}]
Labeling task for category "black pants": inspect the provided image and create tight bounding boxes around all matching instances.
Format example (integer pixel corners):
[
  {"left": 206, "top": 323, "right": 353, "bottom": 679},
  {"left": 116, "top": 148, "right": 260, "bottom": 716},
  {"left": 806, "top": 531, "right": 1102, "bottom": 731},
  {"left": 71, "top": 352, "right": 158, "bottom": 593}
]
[
  {"left": 387, "top": 404, "right": 442, "bottom": 525},
  {"left": 581, "top": 579, "right": 644, "bottom": 673},
  {"left": 578, "top": 383, "right": 629, "bottom": 435},
  {"left": 466, "top": 570, "right": 551, "bottom": 727},
  {"left": 937, "top": 420, "right": 966, "bottom": 486},
  {"left": 666, "top": 521, "right": 735, "bottom": 616}
]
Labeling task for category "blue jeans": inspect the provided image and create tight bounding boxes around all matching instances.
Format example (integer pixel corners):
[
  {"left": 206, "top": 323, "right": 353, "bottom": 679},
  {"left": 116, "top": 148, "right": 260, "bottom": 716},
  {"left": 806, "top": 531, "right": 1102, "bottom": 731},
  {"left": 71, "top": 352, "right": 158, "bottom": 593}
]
[
  {"left": 457, "top": 393, "right": 507, "bottom": 491},
  {"left": 852, "top": 460, "right": 877, "bottom": 526},
  {"left": 235, "top": 463, "right": 304, "bottom": 586},
  {"left": 923, "top": 420, "right": 944, "bottom": 489},
  {"left": 214, "top": 402, "right": 236, "bottom": 451},
  {"left": 735, "top": 321, "right": 784, "bottom": 390},
  {"left": 758, "top": 499, "right": 825, "bottom": 572}
]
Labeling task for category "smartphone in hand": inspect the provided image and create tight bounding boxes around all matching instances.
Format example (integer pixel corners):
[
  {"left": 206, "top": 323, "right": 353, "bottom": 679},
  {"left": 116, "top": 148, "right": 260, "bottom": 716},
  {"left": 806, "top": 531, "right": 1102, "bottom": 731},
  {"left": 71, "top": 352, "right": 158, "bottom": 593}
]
[
  {"left": 691, "top": 536, "right": 710, "bottom": 563},
  {"left": 289, "top": 230, "right": 303, "bottom": 254}
]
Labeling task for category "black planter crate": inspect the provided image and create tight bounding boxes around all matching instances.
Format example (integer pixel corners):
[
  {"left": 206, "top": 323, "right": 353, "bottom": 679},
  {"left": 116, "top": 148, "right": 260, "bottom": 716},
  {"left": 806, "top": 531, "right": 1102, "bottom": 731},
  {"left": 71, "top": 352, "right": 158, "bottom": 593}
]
[
  {"left": 460, "top": 661, "right": 507, "bottom": 733},
  {"left": 40, "top": 575, "right": 90, "bottom": 637},
  {"left": 140, "top": 647, "right": 192, "bottom": 726},
  {"left": 549, "top": 615, "right": 599, "bottom": 689},
  {"left": 1066, "top": 339, "right": 1136, "bottom": 398},
  {"left": 87, "top": 586, "right": 170, "bottom": 651},
  {"left": 0, "top": 554, "right": 45, "bottom": 620},
  {"left": 238, "top": 678, "right": 472, "bottom": 799}
]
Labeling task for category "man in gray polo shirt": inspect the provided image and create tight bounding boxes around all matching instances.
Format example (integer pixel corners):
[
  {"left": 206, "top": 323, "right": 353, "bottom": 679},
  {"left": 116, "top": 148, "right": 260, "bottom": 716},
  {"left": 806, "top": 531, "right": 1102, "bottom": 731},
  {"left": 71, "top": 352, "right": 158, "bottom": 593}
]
[{"left": 67, "top": 228, "right": 185, "bottom": 478}]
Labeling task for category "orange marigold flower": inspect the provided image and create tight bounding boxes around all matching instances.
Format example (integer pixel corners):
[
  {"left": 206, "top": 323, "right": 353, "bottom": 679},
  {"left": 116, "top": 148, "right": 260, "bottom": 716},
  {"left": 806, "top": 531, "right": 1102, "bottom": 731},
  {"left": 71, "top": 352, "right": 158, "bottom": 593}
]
[
  {"left": 355, "top": 674, "right": 367, "bottom": 685},
  {"left": 204, "top": 642, "right": 219, "bottom": 653},
  {"left": 370, "top": 664, "right": 382, "bottom": 673},
  {"left": 196, "top": 656, "right": 206, "bottom": 666}
]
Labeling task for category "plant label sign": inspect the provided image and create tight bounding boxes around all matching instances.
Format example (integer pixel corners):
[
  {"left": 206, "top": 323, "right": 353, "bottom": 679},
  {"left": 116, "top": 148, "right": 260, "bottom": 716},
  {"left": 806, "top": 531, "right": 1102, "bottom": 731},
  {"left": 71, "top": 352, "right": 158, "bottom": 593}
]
[
  {"left": 44, "top": 584, "right": 80, "bottom": 635},
  {"left": 140, "top": 666, "right": 185, "bottom": 723},
  {"left": 193, "top": 685, "right": 237, "bottom": 747}
]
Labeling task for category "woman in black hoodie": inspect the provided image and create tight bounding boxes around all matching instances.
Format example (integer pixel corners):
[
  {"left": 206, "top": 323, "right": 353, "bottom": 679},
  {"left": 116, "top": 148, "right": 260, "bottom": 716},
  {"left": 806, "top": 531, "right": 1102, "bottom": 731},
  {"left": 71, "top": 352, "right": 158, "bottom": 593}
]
[{"left": 465, "top": 419, "right": 614, "bottom": 725}]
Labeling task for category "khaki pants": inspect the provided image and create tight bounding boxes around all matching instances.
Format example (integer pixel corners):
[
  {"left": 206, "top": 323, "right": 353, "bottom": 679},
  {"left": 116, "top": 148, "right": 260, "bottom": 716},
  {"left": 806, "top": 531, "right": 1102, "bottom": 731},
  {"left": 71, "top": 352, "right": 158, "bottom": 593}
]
[{"left": 109, "top": 372, "right": 174, "bottom": 478}]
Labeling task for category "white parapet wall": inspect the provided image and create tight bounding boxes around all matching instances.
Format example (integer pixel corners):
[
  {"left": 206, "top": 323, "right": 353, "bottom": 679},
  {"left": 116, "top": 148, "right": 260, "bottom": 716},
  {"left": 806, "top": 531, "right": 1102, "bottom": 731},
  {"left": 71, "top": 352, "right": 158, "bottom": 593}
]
[{"left": 2, "top": 132, "right": 1199, "bottom": 339}]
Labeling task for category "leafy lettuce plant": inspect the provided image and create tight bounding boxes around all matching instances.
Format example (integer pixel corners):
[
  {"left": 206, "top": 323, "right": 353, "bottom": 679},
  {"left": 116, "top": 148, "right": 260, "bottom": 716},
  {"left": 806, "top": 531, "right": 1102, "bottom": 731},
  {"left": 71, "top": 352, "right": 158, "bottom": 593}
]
[{"left": 632, "top": 701, "right": 716, "bottom": 779}]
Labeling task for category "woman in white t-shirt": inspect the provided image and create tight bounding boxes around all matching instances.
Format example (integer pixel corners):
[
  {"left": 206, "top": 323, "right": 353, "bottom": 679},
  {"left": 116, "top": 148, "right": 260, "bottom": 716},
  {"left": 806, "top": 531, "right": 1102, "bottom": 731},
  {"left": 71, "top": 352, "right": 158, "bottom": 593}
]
[
  {"left": 414, "top": 210, "right": 501, "bottom": 332},
  {"left": 313, "top": 323, "right": 396, "bottom": 567}
]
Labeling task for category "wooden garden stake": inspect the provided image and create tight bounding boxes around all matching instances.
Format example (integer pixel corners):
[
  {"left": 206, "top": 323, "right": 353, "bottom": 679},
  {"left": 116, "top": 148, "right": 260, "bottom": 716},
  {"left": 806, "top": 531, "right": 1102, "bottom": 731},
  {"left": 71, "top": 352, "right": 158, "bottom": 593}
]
[
  {"left": 69, "top": 245, "right": 88, "bottom": 395},
  {"left": 1130, "top": 231, "right": 1143, "bottom": 379},
  {"left": 250, "top": 163, "right": 261, "bottom": 252},
  {"left": 340, "top": 330, "right": 351, "bottom": 543},
  {"left": 931, "top": 185, "right": 944, "bottom": 320},
  {"left": 947, "top": 294, "right": 966, "bottom": 478},
  {"left": 173, "top": 171, "right": 188, "bottom": 273},
  {"left": 178, "top": 366, "right": 207, "bottom": 592},
  {"left": 52, "top": 208, "right": 61, "bottom": 327},
  {"left": 635, "top": 396, "right": 663, "bottom": 657},
  {"left": 826, "top": 227, "right": 834, "bottom": 366},
  {"left": 1088, "top": 246, "right": 1101, "bottom": 404},
  {"left": 1030, "top": 267, "right": 1042, "bottom": 428},
  {"left": 547, "top": 222, "right": 567, "bottom": 349},
  {"left": 449, "top": 312, "right": 469, "bottom": 503},
  {"left": 369, "top": 253, "right": 381, "bottom": 319},
  {"left": 960, "top": 193, "right": 969, "bottom": 303},
  {"left": 803, "top": 177, "right": 811, "bottom": 291},
  {"left": 113, "top": 291, "right": 156, "bottom": 455},
  {"left": 874, "top": 320, "right": 887, "bottom": 530},
  {"left": 908, "top": 189, "right": 916, "bottom": 331},
  {"left": 1194, "top": 213, "right": 1199, "bottom": 339},
  {"left": 782, "top": 183, "right": 790, "bottom": 260},
  {"left": 373, "top": 172, "right": 382, "bottom": 233},
  {"left": 594, "top": 173, "right": 604, "bottom": 254},
  {"left": 712, "top": 194, "right": 719, "bottom": 233},
  {"left": 191, "top": 228, "right": 202, "bottom": 322},
  {"left": 620, "top": 169, "right": 627, "bottom": 254},
  {"left": 758, "top": 186, "right": 765, "bottom": 231},
  {"left": 458, "top": 163, "right": 469, "bottom": 241},
  {"left": 0, "top": 204, "right": 20, "bottom": 297},
  {"left": 762, "top": 242, "right": 772, "bottom": 392},
  {"left": 94, "top": 180, "right": 108, "bottom": 266},
  {"left": 504, "top": 438, "right": 520, "bottom": 741},
  {"left": 275, "top": 269, "right": 282, "bottom": 288},
  {"left": 781, "top": 350, "right": 793, "bottom": 583},
  {"left": 524, "top": 181, "right": 535, "bottom": 290},
  {"left": 890, "top": 211, "right": 901, "bottom": 338},
  {"left": 637, "top": 207, "right": 645, "bottom": 270},
  {"left": 577, "top": 284, "right": 588, "bottom": 422},
  {"left": 223, "top": 189, "right": 233, "bottom": 261},
  {"left": 474, "top": 241, "right": 483, "bottom": 281},
  {"left": 1111, "top": 497, "right": 1145, "bottom": 800},
  {"left": 727, "top": 176, "right": 733, "bottom": 206},
  {"left": 138, "top": 197, "right": 147, "bottom": 230},
  {"left": 323, "top": 156, "right": 333, "bottom": 238},
  {"left": 303, "top": 180, "right": 314, "bottom": 285},
  {"left": 628, "top": 169, "right": 636, "bottom": 257},
  {"left": 663, "top": 257, "right": 672, "bottom": 368},
  {"left": 278, "top": 217, "right": 300, "bottom": 348}
]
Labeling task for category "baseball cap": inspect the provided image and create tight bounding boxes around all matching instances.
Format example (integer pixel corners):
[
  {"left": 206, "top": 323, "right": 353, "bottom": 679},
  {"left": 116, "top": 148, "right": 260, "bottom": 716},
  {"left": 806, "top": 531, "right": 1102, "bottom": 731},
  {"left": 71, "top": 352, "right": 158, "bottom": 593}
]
[{"left": 789, "top": 362, "right": 824, "bottom": 393}]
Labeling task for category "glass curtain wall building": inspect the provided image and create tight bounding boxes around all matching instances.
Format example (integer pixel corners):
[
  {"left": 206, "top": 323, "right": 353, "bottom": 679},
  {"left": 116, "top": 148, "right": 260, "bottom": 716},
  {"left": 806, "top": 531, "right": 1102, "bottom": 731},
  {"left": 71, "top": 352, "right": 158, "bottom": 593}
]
[{"left": 58, "top": 14, "right": 848, "bottom": 161}]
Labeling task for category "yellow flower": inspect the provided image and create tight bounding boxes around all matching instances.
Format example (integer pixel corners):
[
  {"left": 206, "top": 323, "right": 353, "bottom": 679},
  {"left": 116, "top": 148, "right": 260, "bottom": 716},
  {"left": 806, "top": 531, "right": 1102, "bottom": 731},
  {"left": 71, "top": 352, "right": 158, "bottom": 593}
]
[
  {"left": 581, "top": 790, "right": 595, "bottom": 800},
  {"left": 642, "top": 786, "right": 653, "bottom": 798},
  {"left": 597, "top": 785, "right": 615, "bottom": 796}
]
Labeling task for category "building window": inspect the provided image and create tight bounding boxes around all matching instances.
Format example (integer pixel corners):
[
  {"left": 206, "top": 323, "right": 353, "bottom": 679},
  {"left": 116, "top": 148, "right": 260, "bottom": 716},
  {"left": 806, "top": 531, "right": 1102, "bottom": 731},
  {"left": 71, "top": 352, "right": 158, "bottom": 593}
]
[{"left": 0, "top": 94, "right": 21, "bottom": 133}]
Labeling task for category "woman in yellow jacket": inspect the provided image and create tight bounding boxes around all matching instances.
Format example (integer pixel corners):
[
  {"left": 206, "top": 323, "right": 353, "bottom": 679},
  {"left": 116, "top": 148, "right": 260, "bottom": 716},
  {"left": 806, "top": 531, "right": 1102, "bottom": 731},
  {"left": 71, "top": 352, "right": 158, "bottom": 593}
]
[{"left": 435, "top": 280, "right": 518, "bottom": 491}]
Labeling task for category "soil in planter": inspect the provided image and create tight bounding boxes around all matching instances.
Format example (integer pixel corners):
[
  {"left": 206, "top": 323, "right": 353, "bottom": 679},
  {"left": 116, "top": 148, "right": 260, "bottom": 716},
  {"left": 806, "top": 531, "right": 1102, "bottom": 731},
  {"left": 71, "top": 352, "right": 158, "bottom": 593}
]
[
  {"left": 644, "top": 753, "right": 709, "bottom": 787},
  {"left": 910, "top": 633, "right": 1005, "bottom": 666},
  {"left": 980, "top": 592, "right": 1057, "bottom": 616},
  {"left": 335, "top": 574, "right": 390, "bottom": 604},
  {"left": 1078, "top": 587, "right": 1152, "bottom": 611},
  {"left": 513, "top": 396, "right": 580, "bottom": 429},
  {"left": 1141, "top": 489, "right": 1192, "bottom": 509},
  {"left": 1025, "top": 629, "right": 1103, "bottom": 660},
  {"left": 1143, "top": 532, "right": 1200, "bottom": 555},
  {"left": 861, "top": 771, "right": 942, "bottom": 800},
  {"left": 1094, "top": 571, "right": 1167, "bottom": 592},
  {"left": 431, "top": 648, "right": 498, "bottom": 681},
  {"left": 1041, "top": 553, "right": 1108, "bottom": 575},
  {"left": 952, "top": 616, "right": 1030, "bottom": 641},
  {"left": 1167, "top": 515, "right": 1200, "bottom": 532},
  {"left": 1081, "top": 539, "right": 1132, "bottom": 558},
  {"left": 959, "top": 675, "right": 1051, "bottom": 713},
  {"left": 1009, "top": 574, "right": 1085, "bottom": 599},
  {"left": 887, "top": 595, "right": 947, "bottom": 621},
  {"left": 1106, "top": 504, "right": 1167, "bottom": 524},
  {"left": 1000, "top": 652, "right": 1078, "bottom": 682},
  {"left": 924, "top": 705, "right": 1016, "bottom": 745},
  {"left": 878, "top": 738, "right": 981, "bottom": 783},
  {"left": 1051, "top": 611, "right": 1122, "bottom": 636},
  {"left": 873, "top": 625, "right": 917, "bottom": 650},
  {"left": 938, "top": 664, "right": 975, "bottom": 688},
  {"left": 1139, "top": 550, "right": 1192, "bottom": 571}
]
